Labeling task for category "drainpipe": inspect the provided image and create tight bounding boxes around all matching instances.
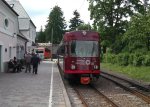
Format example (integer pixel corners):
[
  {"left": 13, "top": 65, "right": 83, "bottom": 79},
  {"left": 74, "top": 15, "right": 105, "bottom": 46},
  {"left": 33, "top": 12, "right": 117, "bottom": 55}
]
[{"left": 25, "top": 41, "right": 27, "bottom": 54}]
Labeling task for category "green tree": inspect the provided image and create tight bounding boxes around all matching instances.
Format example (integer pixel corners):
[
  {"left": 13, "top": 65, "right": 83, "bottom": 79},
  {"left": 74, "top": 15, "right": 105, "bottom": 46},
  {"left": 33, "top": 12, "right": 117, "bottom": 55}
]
[
  {"left": 77, "top": 23, "right": 92, "bottom": 30},
  {"left": 69, "top": 10, "right": 83, "bottom": 31},
  {"left": 45, "top": 5, "right": 66, "bottom": 44},
  {"left": 36, "top": 26, "right": 46, "bottom": 43},
  {"left": 87, "top": 0, "right": 145, "bottom": 53},
  {"left": 123, "top": 12, "right": 150, "bottom": 53}
]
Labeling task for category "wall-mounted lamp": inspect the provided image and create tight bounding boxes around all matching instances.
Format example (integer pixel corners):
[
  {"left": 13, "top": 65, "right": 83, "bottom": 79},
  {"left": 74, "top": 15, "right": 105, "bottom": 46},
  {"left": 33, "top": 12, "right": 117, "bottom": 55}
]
[
  {"left": 5, "top": 48, "right": 7, "bottom": 52},
  {"left": 13, "top": 33, "right": 16, "bottom": 37}
]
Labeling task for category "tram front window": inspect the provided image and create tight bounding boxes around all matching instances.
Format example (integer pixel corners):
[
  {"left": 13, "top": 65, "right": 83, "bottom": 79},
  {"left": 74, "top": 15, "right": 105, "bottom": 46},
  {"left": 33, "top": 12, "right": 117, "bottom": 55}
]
[{"left": 70, "top": 40, "right": 98, "bottom": 57}]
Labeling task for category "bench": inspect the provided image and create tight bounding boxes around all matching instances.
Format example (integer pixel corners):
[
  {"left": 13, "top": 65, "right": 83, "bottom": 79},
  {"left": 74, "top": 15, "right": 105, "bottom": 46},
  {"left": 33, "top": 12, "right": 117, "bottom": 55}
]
[{"left": 7, "top": 61, "right": 15, "bottom": 73}]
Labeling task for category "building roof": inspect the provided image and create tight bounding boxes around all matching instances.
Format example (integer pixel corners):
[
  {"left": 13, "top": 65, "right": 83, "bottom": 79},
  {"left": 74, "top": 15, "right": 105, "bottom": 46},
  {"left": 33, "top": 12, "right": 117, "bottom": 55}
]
[
  {"left": 2, "top": 0, "right": 19, "bottom": 16},
  {"left": 6, "top": 0, "right": 36, "bottom": 28},
  {"left": 17, "top": 32, "right": 28, "bottom": 41},
  {"left": 30, "top": 20, "right": 36, "bottom": 28},
  {"left": 6, "top": 0, "right": 30, "bottom": 18}
]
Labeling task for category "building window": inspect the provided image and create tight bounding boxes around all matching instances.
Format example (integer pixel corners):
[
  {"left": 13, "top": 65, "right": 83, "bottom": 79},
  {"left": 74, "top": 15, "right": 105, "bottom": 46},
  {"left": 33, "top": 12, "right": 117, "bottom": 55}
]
[{"left": 4, "top": 18, "right": 9, "bottom": 28}]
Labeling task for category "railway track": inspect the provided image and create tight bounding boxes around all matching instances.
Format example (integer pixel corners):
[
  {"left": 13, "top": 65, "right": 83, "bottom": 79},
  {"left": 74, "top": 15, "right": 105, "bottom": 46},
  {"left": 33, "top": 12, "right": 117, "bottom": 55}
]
[
  {"left": 73, "top": 84, "right": 120, "bottom": 107},
  {"left": 58, "top": 63, "right": 120, "bottom": 107},
  {"left": 101, "top": 71, "right": 150, "bottom": 104},
  {"left": 58, "top": 63, "right": 150, "bottom": 106},
  {"left": 58, "top": 63, "right": 85, "bottom": 107}
]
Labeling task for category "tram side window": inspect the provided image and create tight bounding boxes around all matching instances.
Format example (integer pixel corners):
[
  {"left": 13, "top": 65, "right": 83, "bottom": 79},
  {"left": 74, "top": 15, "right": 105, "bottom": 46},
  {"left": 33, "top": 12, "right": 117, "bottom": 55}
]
[
  {"left": 65, "top": 43, "right": 69, "bottom": 56},
  {"left": 60, "top": 45, "right": 65, "bottom": 55},
  {"left": 91, "top": 42, "right": 98, "bottom": 57},
  {"left": 71, "top": 41, "right": 76, "bottom": 56}
]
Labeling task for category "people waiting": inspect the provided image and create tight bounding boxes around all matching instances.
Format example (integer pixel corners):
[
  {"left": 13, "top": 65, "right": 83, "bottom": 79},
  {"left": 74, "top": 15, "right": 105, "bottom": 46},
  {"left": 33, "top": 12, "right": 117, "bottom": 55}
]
[
  {"left": 8, "top": 57, "right": 22, "bottom": 73},
  {"left": 8, "top": 59, "right": 16, "bottom": 73}
]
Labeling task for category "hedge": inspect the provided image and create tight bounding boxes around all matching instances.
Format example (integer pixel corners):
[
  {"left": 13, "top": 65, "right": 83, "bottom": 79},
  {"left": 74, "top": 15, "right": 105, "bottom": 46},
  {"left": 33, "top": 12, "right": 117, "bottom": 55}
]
[{"left": 101, "top": 52, "right": 150, "bottom": 66}]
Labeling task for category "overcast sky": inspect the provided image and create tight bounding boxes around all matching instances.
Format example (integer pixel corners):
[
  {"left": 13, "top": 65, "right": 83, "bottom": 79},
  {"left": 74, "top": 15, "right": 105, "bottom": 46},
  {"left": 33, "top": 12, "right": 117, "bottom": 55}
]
[{"left": 18, "top": 0, "right": 91, "bottom": 31}]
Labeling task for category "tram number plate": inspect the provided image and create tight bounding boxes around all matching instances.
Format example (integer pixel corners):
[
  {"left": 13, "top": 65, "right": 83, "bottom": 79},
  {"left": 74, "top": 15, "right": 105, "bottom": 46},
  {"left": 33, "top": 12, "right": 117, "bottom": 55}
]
[{"left": 79, "top": 66, "right": 88, "bottom": 70}]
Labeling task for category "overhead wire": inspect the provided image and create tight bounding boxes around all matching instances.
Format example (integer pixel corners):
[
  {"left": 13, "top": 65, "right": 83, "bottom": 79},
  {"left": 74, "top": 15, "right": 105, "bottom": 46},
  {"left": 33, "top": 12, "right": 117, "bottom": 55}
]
[{"left": 79, "top": 0, "right": 86, "bottom": 10}]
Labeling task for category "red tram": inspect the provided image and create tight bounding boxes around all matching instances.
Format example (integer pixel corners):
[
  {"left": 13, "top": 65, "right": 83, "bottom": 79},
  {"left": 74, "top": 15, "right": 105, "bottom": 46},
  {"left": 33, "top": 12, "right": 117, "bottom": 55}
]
[{"left": 58, "top": 30, "right": 100, "bottom": 84}]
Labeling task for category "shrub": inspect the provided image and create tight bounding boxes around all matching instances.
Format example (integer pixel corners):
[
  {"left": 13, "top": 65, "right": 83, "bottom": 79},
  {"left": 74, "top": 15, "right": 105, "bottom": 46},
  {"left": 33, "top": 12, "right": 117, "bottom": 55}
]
[
  {"left": 102, "top": 53, "right": 117, "bottom": 64},
  {"left": 128, "top": 54, "right": 134, "bottom": 65},
  {"left": 105, "top": 53, "right": 112, "bottom": 63},
  {"left": 133, "top": 53, "right": 144, "bottom": 66},
  {"left": 117, "top": 53, "right": 129, "bottom": 66},
  {"left": 102, "top": 52, "right": 150, "bottom": 67},
  {"left": 143, "top": 55, "right": 150, "bottom": 66},
  {"left": 110, "top": 54, "right": 117, "bottom": 64},
  {"left": 101, "top": 54, "right": 106, "bottom": 63}
]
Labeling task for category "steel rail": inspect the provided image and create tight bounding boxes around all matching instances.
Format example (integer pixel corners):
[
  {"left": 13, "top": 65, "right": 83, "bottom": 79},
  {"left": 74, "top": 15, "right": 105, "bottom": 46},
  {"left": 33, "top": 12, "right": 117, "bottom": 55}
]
[
  {"left": 101, "top": 73, "right": 150, "bottom": 104},
  {"left": 58, "top": 63, "right": 88, "bottom": 107},
  {"left": 74, "top": 86, "right": 120, "bottom": 107},
  {"left": 73, "top": 87, "right": 89, "bottom": 107},
  {"left": 90, "top": 85, "right": 120, "bottom": 107},
  {"left": 101, "top": 71, "right": 150, "bottom": 92}
]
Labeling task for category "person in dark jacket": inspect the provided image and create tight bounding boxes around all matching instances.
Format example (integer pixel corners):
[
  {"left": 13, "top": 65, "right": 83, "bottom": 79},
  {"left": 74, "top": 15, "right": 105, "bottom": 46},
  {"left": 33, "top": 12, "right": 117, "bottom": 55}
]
[{"left": 31, "top": 53, "right": 40, "bottom": 74}]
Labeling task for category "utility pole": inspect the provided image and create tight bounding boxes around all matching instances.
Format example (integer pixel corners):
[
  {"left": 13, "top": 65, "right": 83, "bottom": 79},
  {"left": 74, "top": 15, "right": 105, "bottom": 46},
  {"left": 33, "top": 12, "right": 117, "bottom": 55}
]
[
  {"left": 147, "top": 33, "right": 150, "bottom": 51},
  {"left": 148, "top": 36, "right": 150, "bottom": 51},
  {"left": 51, "top": 28, "right": 53, "bottom": 61},
  {"left": 88, "top": 22, "right": 90, "bottom": 30},
  {"left": 144, "top": 0, "right": 148, "bottom": 12}
]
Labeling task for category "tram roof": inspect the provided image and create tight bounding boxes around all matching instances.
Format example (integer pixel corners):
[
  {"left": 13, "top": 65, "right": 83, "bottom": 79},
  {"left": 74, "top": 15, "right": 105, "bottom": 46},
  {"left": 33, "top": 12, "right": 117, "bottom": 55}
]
[{"left": 63, "top": 30, "right": 100, "bottom": 41}]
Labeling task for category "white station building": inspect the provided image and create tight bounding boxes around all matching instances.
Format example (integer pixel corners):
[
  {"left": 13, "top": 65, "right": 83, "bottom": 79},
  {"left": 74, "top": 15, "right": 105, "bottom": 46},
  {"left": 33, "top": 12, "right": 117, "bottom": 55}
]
[
  {"left": 0, "top": 0, "right": 36, "bottom": 72},
  {"left": 6, "top": 0, "right": 36, "bottom": 53}
]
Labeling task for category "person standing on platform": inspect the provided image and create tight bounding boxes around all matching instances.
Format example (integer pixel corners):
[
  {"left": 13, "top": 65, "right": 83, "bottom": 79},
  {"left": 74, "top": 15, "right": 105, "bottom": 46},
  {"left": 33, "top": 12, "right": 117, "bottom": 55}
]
[
  {"left": 25, "top": 53, "right": 32, "bottom": 73},
  {"left": 31, "top": 53, "right": 40, "bottom": 74}
]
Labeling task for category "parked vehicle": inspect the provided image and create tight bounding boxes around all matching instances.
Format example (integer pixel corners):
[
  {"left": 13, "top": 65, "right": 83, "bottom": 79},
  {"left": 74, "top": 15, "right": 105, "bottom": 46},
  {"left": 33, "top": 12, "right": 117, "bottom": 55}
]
[{"left": 34, "top": 47, "right": 51, "bottom": 60}]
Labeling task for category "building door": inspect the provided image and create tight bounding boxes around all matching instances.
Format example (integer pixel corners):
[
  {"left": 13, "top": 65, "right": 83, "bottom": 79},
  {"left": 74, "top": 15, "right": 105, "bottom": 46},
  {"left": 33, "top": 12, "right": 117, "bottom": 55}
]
[{"left": 0, "top": 46, "right": 1, "bottom": 71}]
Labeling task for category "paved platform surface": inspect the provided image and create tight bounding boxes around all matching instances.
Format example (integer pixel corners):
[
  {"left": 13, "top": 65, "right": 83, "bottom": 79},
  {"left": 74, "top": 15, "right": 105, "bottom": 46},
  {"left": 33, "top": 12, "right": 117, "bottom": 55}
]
[{"left": 0, "top": 61, "right": 71, "bottom": 107}]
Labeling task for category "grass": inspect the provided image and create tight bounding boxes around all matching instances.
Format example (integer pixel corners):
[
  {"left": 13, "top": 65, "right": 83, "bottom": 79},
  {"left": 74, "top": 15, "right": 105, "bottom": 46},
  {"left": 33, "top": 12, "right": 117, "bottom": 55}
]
[{"left": 101, "top": 63, "right": 150, "bottom": 83}]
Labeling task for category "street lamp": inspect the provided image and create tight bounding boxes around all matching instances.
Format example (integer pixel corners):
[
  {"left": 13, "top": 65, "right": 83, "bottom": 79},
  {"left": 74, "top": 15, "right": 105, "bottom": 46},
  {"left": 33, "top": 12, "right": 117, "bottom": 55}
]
[{"left": 144, "top": 0, "right": 148, "bottom": 12}]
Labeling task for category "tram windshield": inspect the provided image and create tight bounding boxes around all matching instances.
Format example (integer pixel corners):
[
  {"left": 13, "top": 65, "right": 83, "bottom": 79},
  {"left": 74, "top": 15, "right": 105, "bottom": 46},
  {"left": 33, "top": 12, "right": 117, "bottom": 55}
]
[{"left": 70, "top": 40, "right": 99, "bottom": 57}]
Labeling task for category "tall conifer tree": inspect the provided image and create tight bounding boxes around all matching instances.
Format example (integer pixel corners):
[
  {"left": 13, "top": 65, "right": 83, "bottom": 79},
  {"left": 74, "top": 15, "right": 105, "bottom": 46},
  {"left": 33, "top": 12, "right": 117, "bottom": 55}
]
[
  {"left": 69, "top": 10, "right": 83, "bottom": 31},
  {"left": 45, "top": 5, "right": 66, "bottom": 44}
]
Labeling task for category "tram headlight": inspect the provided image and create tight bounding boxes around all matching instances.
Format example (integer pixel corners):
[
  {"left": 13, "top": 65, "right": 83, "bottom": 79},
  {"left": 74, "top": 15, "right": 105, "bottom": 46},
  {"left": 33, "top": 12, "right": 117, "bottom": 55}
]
[
  {"left": 94, "top": 65, "right": 99, "bottom": 70},
  {"left": 71, "top": 64, "right": 76, "bottom": 70}
]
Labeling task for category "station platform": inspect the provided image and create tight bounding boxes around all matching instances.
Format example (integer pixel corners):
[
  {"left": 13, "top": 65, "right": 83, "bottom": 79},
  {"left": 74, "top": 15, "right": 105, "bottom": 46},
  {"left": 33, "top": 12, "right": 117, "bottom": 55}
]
[{"left": 0, "top": 60, "right": 71, "bottom": 107}]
